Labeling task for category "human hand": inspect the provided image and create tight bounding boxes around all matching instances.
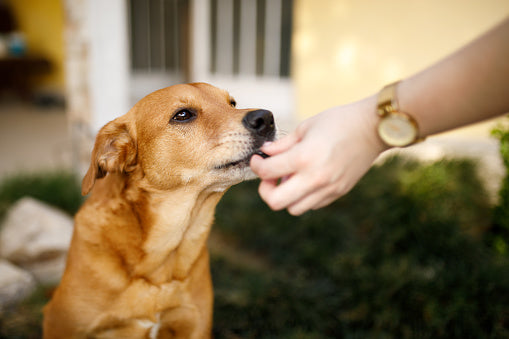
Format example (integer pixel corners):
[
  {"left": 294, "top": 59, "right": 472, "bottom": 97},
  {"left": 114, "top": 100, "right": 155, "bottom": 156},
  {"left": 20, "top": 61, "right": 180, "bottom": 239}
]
[{"left": 250, "top": 96, "right": 388, "bottom": 216}]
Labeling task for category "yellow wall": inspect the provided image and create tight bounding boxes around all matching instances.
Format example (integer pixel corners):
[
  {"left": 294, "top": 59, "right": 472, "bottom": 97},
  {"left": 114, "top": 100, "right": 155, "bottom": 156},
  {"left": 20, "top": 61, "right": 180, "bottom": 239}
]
[
  {"left": 7, "top": 0, "right": 65, "bottom": 92},
  {"left": 293, "top": 0, "right": 509, "bottom": 136}
]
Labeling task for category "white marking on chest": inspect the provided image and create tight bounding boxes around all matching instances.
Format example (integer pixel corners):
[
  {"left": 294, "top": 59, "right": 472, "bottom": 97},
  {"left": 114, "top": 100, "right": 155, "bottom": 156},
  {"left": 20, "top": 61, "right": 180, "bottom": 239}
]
[{"left": 137, "top": 312, "right": 161, "bottom": 339}]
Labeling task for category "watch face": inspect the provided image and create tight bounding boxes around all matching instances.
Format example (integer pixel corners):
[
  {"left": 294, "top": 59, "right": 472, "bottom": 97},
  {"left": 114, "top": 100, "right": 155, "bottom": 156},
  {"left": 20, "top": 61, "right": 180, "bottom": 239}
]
[{"left": 378, "top": 112, "right": 418, "bottom": 147}]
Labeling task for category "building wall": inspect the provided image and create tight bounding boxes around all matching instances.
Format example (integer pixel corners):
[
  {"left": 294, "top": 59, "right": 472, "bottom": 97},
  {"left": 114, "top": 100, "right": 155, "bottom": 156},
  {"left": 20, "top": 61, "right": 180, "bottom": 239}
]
[
  {"left": 7, "top": 0, "right": 65, "bottom": 92},
  {"left": 292, "top": 0, "right": 509, "bottom": 136}
]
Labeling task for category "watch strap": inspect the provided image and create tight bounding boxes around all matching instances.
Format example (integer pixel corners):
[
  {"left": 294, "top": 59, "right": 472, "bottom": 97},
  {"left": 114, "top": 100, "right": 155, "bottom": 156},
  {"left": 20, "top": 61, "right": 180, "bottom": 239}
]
[{"left": 377, "top": 81, "right": 401, "bottom": 116}]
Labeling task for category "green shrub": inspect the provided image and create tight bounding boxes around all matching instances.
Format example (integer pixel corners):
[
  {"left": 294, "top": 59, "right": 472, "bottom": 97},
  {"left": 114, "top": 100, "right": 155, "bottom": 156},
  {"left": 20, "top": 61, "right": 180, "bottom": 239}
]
[
  {"left": 0, "top": 170, "right": 83, "bottom": 221},
  {"left": 491, "top": 117, "right": 509, "bottom": 255},
  {"left": 0, "top": 286, "right": 51, "bottom": 339},
  {"left": 1, "top": 158, "right": 506, "bottom": 338},
  {"left": 212, "top": 157, "right": 508, "bottom": 338}
]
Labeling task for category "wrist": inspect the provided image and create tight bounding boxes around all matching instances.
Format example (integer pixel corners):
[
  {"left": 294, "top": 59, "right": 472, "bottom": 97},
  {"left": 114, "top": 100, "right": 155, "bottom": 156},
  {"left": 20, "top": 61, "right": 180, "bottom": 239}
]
[
  {"left": 375, "top": 81, "right": 425, "bottom": 147},
  {"left": 358, "top": 94, "right": 392, "bottom": 154}
]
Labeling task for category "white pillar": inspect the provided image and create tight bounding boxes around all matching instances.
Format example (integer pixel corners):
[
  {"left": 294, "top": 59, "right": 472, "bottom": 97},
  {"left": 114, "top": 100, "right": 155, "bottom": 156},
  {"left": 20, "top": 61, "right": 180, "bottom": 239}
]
[
  {"left": 264, "top": 0, "right": 282, "bottom": 77},
  {"left": 215, "top": 0, "right": 234, "bottom": 75},
  {"left": 87, "top": 0, "right": 130, "bottom": 132},
  {"left": 190, "top": 0, "right": 211, "bottom": 82},
  {"left": 239, "top": 0, "right": 257, "bottom": 76},
  {"left": 65, "top": 0, "right": 130, "bottom": 176}
]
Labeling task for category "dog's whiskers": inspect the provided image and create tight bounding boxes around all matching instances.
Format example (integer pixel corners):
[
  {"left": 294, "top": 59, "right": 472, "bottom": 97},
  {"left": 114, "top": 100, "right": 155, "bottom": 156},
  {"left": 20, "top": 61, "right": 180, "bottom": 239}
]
[{"left": 276, "top": 128, "right": 290, "bottom": 138}]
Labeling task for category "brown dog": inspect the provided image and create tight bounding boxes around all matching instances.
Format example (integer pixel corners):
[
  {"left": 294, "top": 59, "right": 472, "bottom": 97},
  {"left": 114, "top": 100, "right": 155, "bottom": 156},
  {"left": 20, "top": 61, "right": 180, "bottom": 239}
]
[{"left": 43, "top": 83, "right": 275, "bottom": 338}]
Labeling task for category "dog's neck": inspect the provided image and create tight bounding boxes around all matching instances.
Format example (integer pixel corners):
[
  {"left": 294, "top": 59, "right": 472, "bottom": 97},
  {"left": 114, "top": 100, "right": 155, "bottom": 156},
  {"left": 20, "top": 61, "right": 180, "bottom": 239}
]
[
  {"left": 133, "top": 185, "right": 224, "bottom": 283},
  {"left": 87, "top": 173, "right": 225, "bottom": 284}
]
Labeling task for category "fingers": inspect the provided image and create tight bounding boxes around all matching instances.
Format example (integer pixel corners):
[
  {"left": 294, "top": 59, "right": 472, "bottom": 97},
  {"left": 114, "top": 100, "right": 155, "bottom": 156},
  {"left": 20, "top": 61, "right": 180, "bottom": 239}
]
[
  {"left": 250, "top": 98, "right": 384, "bottom": 216},
  {"left": 261, "top": 131, "right": 300, "bottom": 156},
  {"left": 282, "top": 182, "right": 347, "bottom": 216},
  {"left": 258, "top": 172, "right": 323, "bottom": 213},
  {"left": 258, "top": 169, "right": 353, "bottom": 216},
  {"left": 251, "top": 130, "right": 303, "bottom": 180},
  {"left": 252, "top": 119, "right": 347, "bottom": 215},
  {"left": 287, "top": 186, "right": 341, "bottom": 216},
  {"left": 257, "top": 175, "right": 302, "bottom": 211},
  {"left": 258, "top": 176, "right": 330, "bottom": 215},
  {"left": 250, "top": 148, "right": 299, "bottom": 180}
]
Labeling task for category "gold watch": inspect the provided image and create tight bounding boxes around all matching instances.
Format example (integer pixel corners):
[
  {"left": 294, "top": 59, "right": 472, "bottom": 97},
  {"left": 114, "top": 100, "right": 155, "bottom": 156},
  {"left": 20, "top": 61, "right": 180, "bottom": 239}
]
[{"left": 376, "top": 81, "right": 423, "bottom": 147}]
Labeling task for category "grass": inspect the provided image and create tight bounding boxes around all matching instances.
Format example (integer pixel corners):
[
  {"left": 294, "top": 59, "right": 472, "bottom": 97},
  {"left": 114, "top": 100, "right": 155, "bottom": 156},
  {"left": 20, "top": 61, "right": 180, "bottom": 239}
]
[
  {"left": 0, "top": 157, "right": 508, "bottom": 338},
  {"left": 211, "top": 157, "right": 508, "bottom": 338},
  {"left": 0, "top": 286, "right": 51, "bottom": 339},
  {"left": 0, "top": 171, "right": 83, "bottom": 222}
]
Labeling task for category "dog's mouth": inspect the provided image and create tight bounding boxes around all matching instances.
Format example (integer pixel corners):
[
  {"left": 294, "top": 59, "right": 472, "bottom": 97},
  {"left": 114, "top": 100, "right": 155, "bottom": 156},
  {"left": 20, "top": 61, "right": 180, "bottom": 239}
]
[{"left": 214, "top": 150, "right": 269, "bottom": 170}]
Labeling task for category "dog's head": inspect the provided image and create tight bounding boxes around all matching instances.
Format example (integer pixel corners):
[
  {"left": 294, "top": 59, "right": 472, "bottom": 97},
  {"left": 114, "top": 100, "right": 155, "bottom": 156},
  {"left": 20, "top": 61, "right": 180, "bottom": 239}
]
[{"left": 82, "top": 83, "right": 276, "bottom": 195}]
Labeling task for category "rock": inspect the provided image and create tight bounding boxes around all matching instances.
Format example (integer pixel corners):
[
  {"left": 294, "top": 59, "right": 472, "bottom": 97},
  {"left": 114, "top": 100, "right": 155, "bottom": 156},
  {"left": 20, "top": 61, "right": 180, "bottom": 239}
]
[
  {"left": 0, "top": 197, "right": 73, "bottom": 284},
  {"left": 22, "top": 256, "right": 69, "bottom": 285},
  {"left": 0, "top": 259, "right": 37, "bottom": 313}
]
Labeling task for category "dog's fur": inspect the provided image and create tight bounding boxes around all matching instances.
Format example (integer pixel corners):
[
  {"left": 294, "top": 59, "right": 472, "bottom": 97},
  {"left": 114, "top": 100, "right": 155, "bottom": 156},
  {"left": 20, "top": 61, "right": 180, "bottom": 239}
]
[{"left": 43, "top": 83, "right": 275, "bottom": 338}]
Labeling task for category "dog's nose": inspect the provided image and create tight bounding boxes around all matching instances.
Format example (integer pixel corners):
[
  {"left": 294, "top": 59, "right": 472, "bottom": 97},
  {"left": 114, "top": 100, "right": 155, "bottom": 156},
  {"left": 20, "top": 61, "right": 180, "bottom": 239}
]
[{"left": 242, "top": 109, "right": 275, "bottom": 138}]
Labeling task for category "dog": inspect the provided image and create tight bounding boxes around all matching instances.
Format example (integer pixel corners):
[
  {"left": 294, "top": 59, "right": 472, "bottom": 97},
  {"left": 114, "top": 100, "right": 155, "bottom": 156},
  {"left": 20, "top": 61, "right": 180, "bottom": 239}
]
[{"left": 43, "top": 83, "right": 275, "bottom": 338}]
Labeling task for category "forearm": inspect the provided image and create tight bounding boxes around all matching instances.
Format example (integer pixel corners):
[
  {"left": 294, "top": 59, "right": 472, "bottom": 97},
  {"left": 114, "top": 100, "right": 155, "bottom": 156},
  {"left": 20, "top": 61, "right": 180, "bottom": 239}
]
[
  {"left": 251, "top": 17, "right": 509, "bottom": 215},
  {"left": 397, "top": 17, "right": 509, "bottom": 138}
]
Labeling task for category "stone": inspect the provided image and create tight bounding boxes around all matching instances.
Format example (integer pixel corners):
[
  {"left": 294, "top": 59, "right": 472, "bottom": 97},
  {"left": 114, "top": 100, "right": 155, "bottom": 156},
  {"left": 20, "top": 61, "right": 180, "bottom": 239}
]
[
  {"left": 0, "top": 259, "right": 37, "bottom": 313},
  {"left": 0, "top": 197, "right": 73, "bottom": 284}
]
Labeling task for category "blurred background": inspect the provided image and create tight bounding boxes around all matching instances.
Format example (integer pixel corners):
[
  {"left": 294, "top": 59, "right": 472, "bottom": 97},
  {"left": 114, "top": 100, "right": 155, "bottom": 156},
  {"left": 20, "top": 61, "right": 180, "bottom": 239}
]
[
  {"left": 0, "top": 0, "right": 508, "bottom": 338},
  {"left": 0, "top": 0, "right": 508, "bottom": 177}
]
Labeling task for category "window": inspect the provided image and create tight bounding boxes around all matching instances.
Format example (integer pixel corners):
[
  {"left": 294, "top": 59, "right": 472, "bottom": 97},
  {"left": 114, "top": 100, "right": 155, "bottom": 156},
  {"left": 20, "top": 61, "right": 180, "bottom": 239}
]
[
  {"left": 209, "top": 0, "right": 293, "bottom": 77},
  {"left": 128, "top": 0, "right": 293, "bottom": 83},
  {"left": 128, "top": 0, "right": 190, "bottom": 76}
]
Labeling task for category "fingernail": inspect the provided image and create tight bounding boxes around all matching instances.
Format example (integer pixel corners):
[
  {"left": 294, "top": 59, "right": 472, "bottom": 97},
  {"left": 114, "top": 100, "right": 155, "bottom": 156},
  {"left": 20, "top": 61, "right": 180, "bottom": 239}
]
[{"left": 262, "top": 141, "right": 273, "bottom": 149}]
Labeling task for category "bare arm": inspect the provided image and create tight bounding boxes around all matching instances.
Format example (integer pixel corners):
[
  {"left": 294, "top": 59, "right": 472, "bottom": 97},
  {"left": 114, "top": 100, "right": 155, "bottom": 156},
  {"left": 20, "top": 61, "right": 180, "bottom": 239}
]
[
  {"left": 251, "top": 17, "right": 509, "bottom": 216},
  {"left": 400, "top": 17, "right": 509, "bottom": 138}
]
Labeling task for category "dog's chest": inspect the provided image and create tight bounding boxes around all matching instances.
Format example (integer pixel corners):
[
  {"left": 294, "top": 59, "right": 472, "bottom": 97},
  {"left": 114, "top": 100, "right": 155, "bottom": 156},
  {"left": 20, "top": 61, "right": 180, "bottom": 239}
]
[{"left": 139, "top": 197, "right": 215, "bottom": 277}]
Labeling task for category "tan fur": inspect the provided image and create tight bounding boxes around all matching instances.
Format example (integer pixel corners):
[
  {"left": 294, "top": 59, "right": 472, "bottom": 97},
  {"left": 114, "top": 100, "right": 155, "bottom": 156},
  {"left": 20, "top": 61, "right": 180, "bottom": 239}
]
[{"left": 43, "top": 83, "right": 275, "bottom": 338}]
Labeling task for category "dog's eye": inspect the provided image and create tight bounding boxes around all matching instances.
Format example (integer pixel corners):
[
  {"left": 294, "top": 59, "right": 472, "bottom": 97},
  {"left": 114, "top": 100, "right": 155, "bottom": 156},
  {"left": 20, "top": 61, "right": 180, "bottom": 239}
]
[
  {"left": 172, "top": 109, "right": 196, "bottom": 122},
  {"left": 230, "top": 99, "right": 236, "bottom": 107}
]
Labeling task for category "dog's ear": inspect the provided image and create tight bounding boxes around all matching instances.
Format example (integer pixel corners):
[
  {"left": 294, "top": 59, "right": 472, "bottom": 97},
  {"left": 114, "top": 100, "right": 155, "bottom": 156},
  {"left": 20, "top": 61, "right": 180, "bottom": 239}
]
[{"left": 81, "top": 120, "right": 137, "bottom": 196}]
